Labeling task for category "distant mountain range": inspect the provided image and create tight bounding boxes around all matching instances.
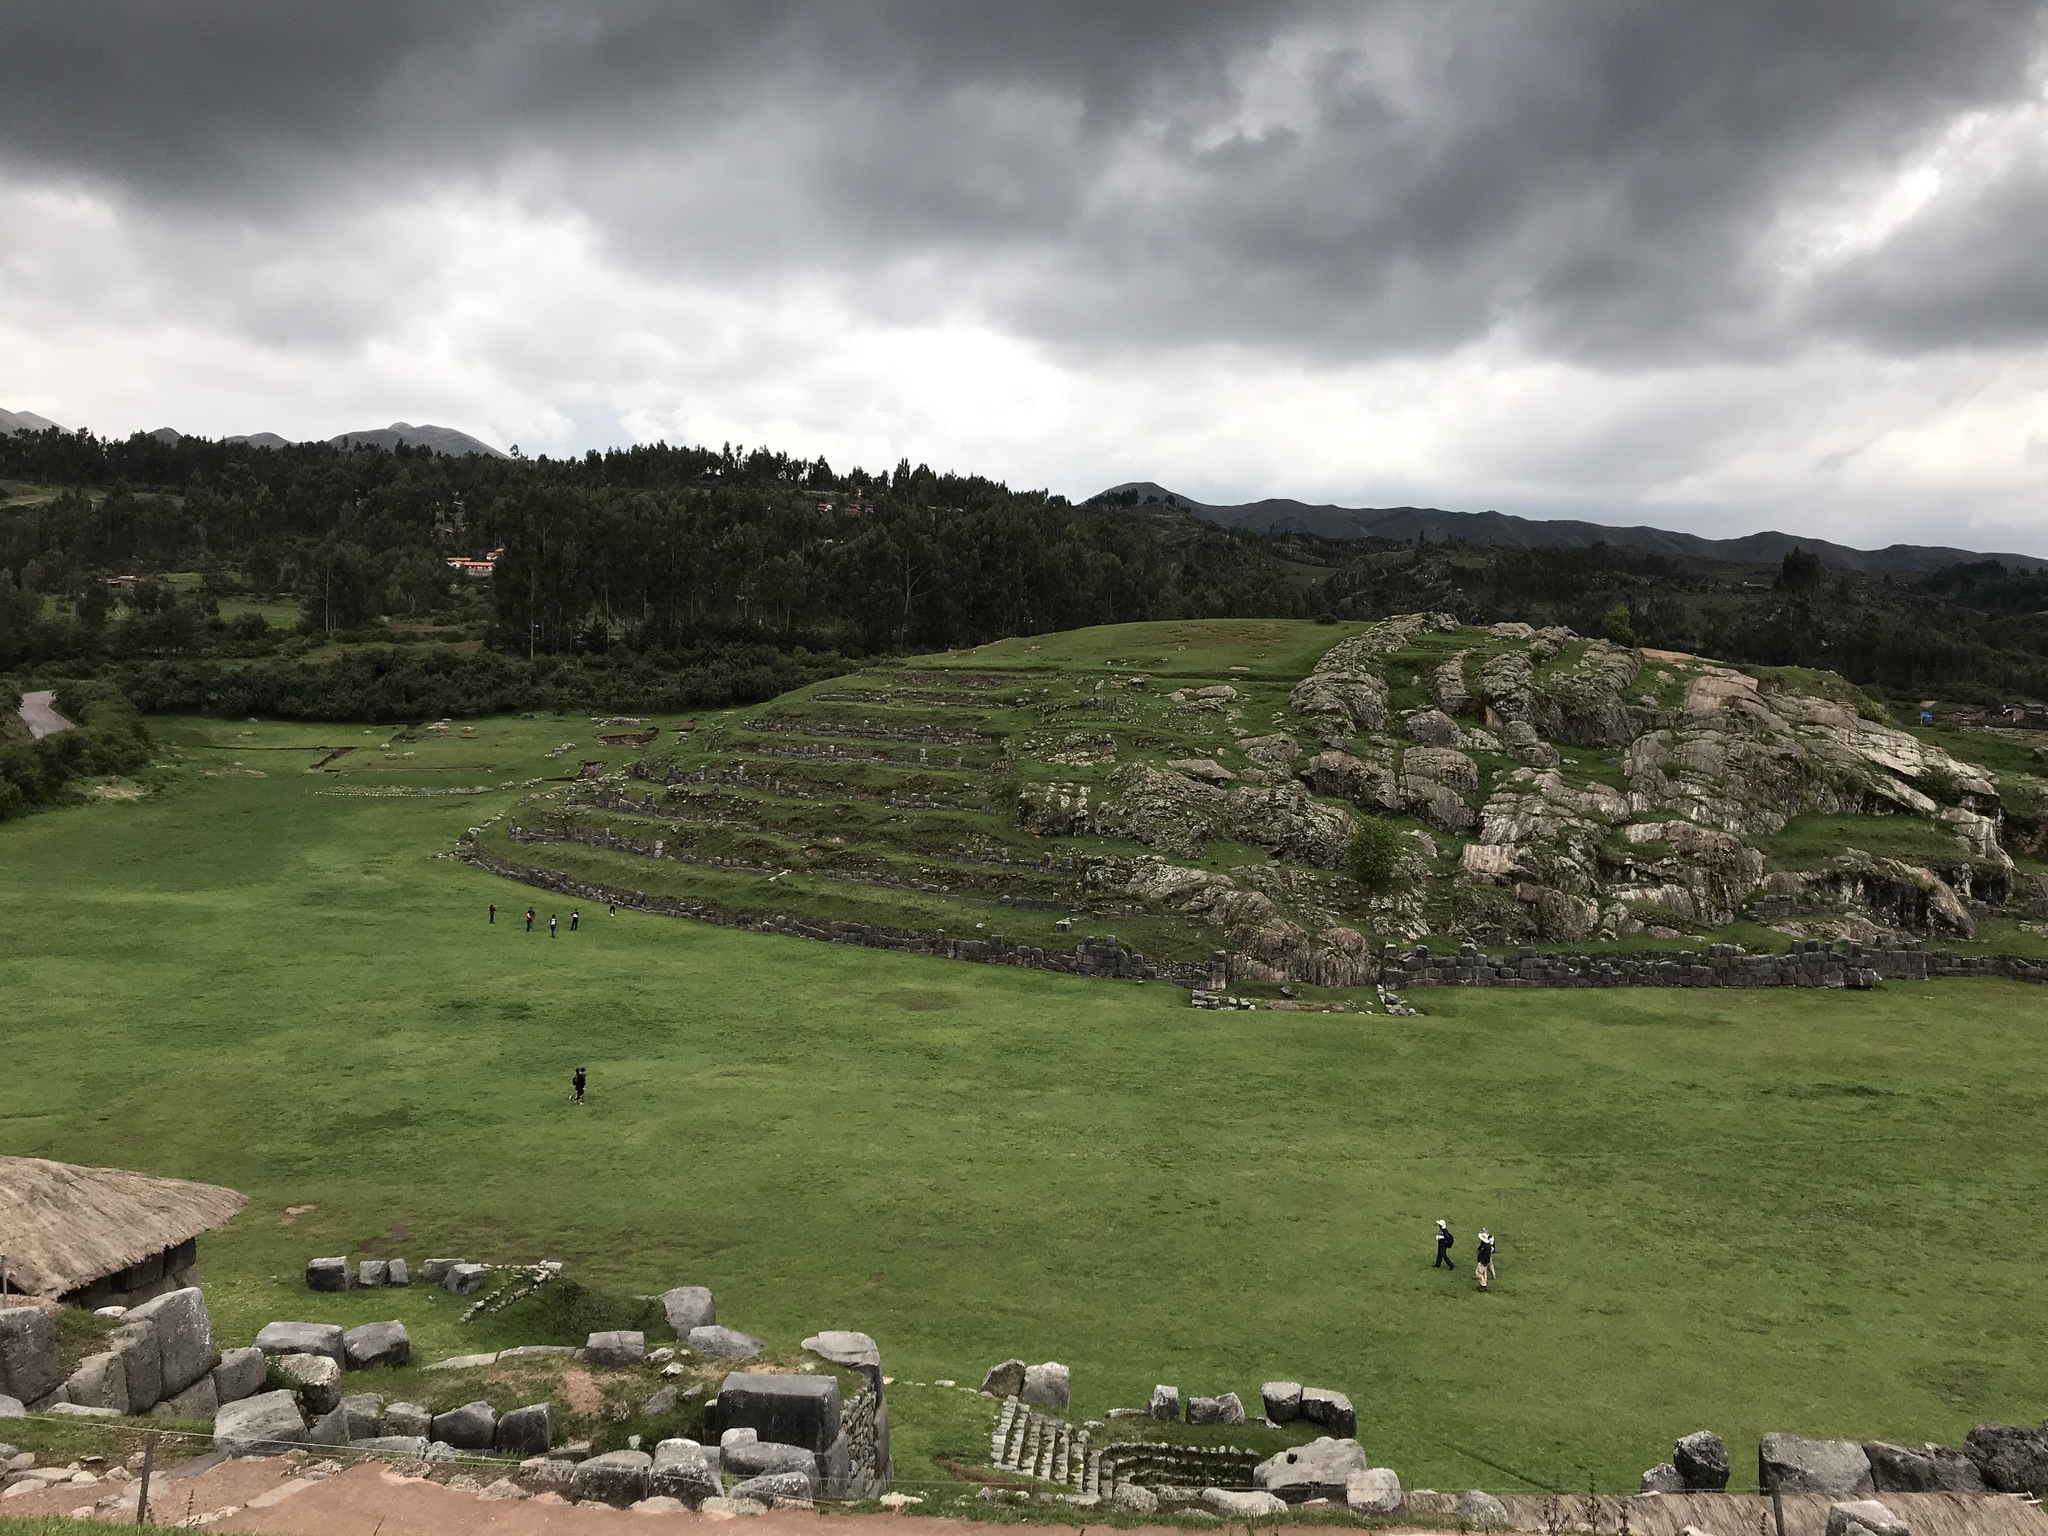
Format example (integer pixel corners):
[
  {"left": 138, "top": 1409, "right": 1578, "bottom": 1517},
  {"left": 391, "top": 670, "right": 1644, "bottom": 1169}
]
[
  {"left": 1, "top": 408, "right": 504, "bottom": 458},
  {"left": 1096, "top": 481, "right": 2048, "bottom": 575}
]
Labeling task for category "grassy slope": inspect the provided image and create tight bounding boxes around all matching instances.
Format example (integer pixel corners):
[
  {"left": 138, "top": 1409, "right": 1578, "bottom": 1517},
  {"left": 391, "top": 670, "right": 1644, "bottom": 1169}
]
[{"left": 2, "top": 724, "right": 2047, "bottom": 1493}]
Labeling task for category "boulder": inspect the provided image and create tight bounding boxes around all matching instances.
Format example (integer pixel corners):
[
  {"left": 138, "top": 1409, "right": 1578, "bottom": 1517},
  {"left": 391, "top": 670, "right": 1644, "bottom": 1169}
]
[
  {"left": 800, "top": 1330, "right": 880, "bottom": 1371},
  {"left": 342, "top": 1321, "right": 410, "bottom": 1371},
  {"left": 1187, "top": 1396, "right": 1230, "bottom": 1425},
  {"left": 570, "top": 1449, "right": 653, "bottom": 1507},
  {"left": 384, "top": 1259, "right": 409, "bottom": 1287},
  {"left": 1255, "top": 1436, "right": 1368, "bottom": 1502},
  {"left": 688, "top": 1325, "right": 764, "bottom": 1362},
  {"left": 1346, "top": 1468, "right": 1403, "bottom": 1514},
  {"left": 418, "top": 1259, "right": 463, "bottom": 1285},
  {"left": 721, "top": 1428, "right": 758, "bottom": 1451},
  {"left": 730, "top": 1471, "right": 815, "bottom": 1507},
  {"left": 1261, "top": 1382, "right": 1301, "bottom": 1424},
  {"left": 308, "top": 1403, "right": 350, "bottom": 1447},
  {"left": 1827, "top": 1500, "right": 1910, "bottom": 1536},
  {"left": 305, "top": 1257, "right": 351, "bottom": 1293},
  {"left": 1150, "top": 1385, "right": 1182, "bottom": 1421},
  {"left": 47, "top": 1402, "right": 120, "bottom": 1418},
  {"left": 1641, "top": 1464, "right": 1683, "bottom": 1494},
  {"left": 818, "top": 1427, "right": 852, "bottom": 1498},
  {"left": 107, "top": 1321, "right": 162, "bottom": 1412},
  {"left": 1112, "top": 1482, "right": 1159, "bottom": 1514},
  {"left": 1300, "top": 1387, "right": 1356, "bottom": 1437},
  {"left": 255, "top": 1322, "right": 345, "bottom": 1369},
  {"left": 430, "top": 1400, "right": 497, "bottom": 1450},
  {"left": 661, "top": 1287, "right": 716, "bottom": 1336},
  {"left": 724, "top": 1441, "right": 820, "bottom": 1490},
  {"left": 443, "top": 1263, "right": 489, "bottom": 1296},
  {"left": 1204, "top": 1487, "right": 1287, "bottom": 1516},
  {"left": 0, "top": 1393, "right": 24, "bottom": 1417},
  {"left": 339, "top": 1394, "right": 384, "bottom": 1441},
  {"left": 1760, "top": 1434, "right": 1874, "bottom": 1496},
  {"left": 1675, "top": 1431, "right": 1731, "bottom": 1491},
  {"left": 496, "top": 1403, "right": 555, "bottom": 1455},
  {"left": 214, "top": 1390, "right": 309, "bottom": 1456},
  {"left": 640, "top": 1387, "right": 678, "bottom": 1418},
  {"left": 356, "top": 1261, "right": 388, "bottom": 1289},
  {"left": 352, "top": 1435, "right": 429, "bottom": 1456},
  {"left": 0, "top": 1309, "right": 60, "bottom": 1405},
  {"left": 277, "top": 1353, "right": 342, "bottom": 1415},
  {"left": 1022, "top": 1362, "right": 1070, "bottom": 1412},
  {"left": 156, "top": 1376, "right": 218, "bottom": 1420},
  {"left": 1458, "top": 1489, "right": 1511, "bottom": 1528},
  {"left": 381, "top": 1402, "right": 432, "bottom": 1438},
  {"left": 708, "top": 1373, "right": 841, "bottom": 1453},
  {"left": 651, "top": 1439, "right": 722, "bottom": 1504},
  {"left": 980, "top": 1359, "right": 1026, "bottom": 1398},
  {"left": 585, "top": 1330, "right": 646, "bottom": 1367},
  {"left": 64, "top": 1352, "right": 130, "bottom": 1415},
  {"left": 211, "top": 1347, "right": 267, "bottom": 1405},
  {"left": 481, "top": 1479, "right": 531, "bottom": 1502},
  {"left": 1964, "top": 1424, "right": 2048, "bottom": 1494},
  {"left": 126, "top": 1289, "right": 213, "bottom": 1397},
  {"left": 1864, "top": 1443, "right": 1984, "bottom": 1494}
]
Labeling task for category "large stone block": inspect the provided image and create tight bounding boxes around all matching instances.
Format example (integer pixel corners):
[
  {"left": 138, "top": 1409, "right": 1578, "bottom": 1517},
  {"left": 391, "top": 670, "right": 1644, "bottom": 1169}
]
[
  {"left": 710, "top": 1373, "right": 841, "bottom": 1454},
  {"left": 979, "top": 1359, "right": 1025, "bottom": 1398},
  {"left": 443, "top": 1263, "right": 489, "bottom": 1296},
  {"left": 1347, "top": 1468, "right": 1403, "bottom": 1514},
  {"left": 277, "top": 1353, "right": 342, "bottom": 1415},
  {"left": 1204, "top": 1488, "right": 1287, "bottom": 1516},
  {"left": 419, "top": 1259, "right": 463, "bottom": 1285},
  {"left": 1827, "top": 1500, "right": 1910, "bottom": 1536},
  {"left": 1150, "top": 1385, "right": 1182, "bottom": 1421},
  {"left": 1865, "top": 1443, "right": 1984, "bottom": 1493},
  {"left": 1459, "top": 1490, "right": 1511, "bottom": 1528},
  {"left": 1641, "top": 1464, "right": 1683, "bottom": 1494},
  {"left": 342, "top": 1321, "right": 409, "bottom": 1370},
  {"left": 255, "top": 1322, "right": 344, "bottom": 1369},
  {"left": 1964, "top": 1424, "right": 2048, "bottom": 1494},
  {"left": 1256, "top": 1436, "right": 1367, "bottom": 1502},
  {"left": 156, "top": 1375, "right": 218, "bottom": 1420},
  {"left": 1760, "top": 1434, "right": 1875, "bottom": 1497},
  {"left": 215, "top": 1390, "right": 309, "bottom": 1456},
  {"left": 305, "top": 1258, "right": 351, "bottom": 1293},
  {"left": 124, "top": 1289, "right": 213, "bottom": 1397},
  {"left": 431, "top": 1400, "right": 497, "bottom": 1449},
  {"left": 1299, "top": 1387, "right": 1356, "bottom": 1438},
  {"left": 211, "top": 1347, "right": 267, "bottom": 1405},
  {"left": 384, "top": 1259, "right": 410, "bottom": 1287},
  {"left": 724, "top": 1441, "right": 820, "bottom": 1489},
  {"left": 1188, "top": 1392, "right": 1245, "bottom": 1426},
  {"left": 65, "top": 1351, "right": 130, "bottom": 1415},
  {"left": 585, "top": 1330, "right": 645, "bottom": 1366},
  {"left": 661, "top": 1287, "right": 715, "bottom": 1336},
  {"left": 800, "top": 1331, "right": 879, "bottom": 1371},
  {"left": 688, "top": 1325, "right": 764, "bottom": 1361},
  {"left": 1261, "top": 1382, "right": 1301, "bottom": 1424},
  {"left": 1675, "top": 1431, "right": 1730, "bottom": 1491},
  {"left": 1021, "top": 1362, "right": 1070, "bottom": 1412},
  {"left": 0, "top": 1309, "right": 59, "bottom": 1405},
  {"left": 356, "top": 1261, "right": 388, "bottom": 1289},
  {"left": 651, "top": 1439, "right": 722, "bottom": 1504},
  {"left": 381, "top": 1401, "right": 432, "bottom": 1438},
  {"left": 339, "top": 1393, "right": 384, "bottom": 1441},
  {"left": 570, "top": 1449, "right": 652, "bottom": 1507},
  {"left": 308, "top": 1404, "right": 351, "bottom": 1447},
  {"left": 731, "top": 1471, "right": 815, "bottom": 1507},
  {"left": 496, "top": 1403, "right": 555, "bottom": 1454},
  {"left": 107, "top": 1321, "right": 162, "bottom": 1412}
]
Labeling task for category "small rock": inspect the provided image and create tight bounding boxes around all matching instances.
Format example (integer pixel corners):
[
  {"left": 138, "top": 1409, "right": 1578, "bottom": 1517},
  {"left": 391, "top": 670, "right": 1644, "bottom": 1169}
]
[
  {"left": 979, "top": 1359, "right": 1026, "bottom": 1398},
  {"left": 730, "top": 1471, "right": 814, "bottom": 1507},
  {"left": 1642, "top": 1464, "right": 1683, "bottom": 1494},
  {"left": 304, "top": 1258, "right": 350, "bottom": 1293},
  {"left": 418, "top": 1259, "right": 463, "bottom": 1285},
  {"left": 1112, "top": 1482, "right": 1159, "bottom": 1514},
  {"left": 478, "top": 1479, "right": 530, "bottom": 1502},
  {"left": 1827, "top": 1500, "right": 1910, "bottom": 1536},
  {"left": 1150, "top": 1385, "right": 1182, "bottom": 1421},
  {"left": 350, "top": 1435, "right": 429, "bottom": 1456},
  {"left": 879, "top": 1492, "right": 922, "bottom": 1509},
  {"left": 640, "top": 1387, "right": 678, "bottom": 1418},
  {"left": 585, "top": 1331, "right": 647, "bottom": 1367},
  {"left": 1458, "top": 1489, "right": 1510, "bottom": 1528}
]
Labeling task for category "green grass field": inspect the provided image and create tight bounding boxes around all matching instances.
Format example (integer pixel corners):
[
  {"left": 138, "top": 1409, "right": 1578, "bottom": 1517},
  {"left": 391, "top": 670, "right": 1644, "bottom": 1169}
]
[{"left": 3, "top": 717, "right": 2048, "bottom": 1496}]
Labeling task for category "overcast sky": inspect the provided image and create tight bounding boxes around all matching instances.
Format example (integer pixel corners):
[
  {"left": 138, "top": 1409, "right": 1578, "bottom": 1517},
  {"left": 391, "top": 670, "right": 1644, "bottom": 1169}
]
[{"left": 5, "top": 2, "right": 2048, "bottom": 549}]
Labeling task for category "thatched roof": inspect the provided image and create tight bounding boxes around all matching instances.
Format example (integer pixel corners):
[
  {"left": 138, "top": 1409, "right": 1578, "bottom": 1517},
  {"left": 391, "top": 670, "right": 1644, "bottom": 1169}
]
[{"left": 0, "top": 1157, "right": 245, "bottom": 1297}]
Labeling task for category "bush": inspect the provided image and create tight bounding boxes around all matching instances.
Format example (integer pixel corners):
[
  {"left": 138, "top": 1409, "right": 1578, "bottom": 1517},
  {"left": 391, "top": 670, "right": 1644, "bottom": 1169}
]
[{"left": 1347, "top": 817, "right": 1407, "bottom": 892}]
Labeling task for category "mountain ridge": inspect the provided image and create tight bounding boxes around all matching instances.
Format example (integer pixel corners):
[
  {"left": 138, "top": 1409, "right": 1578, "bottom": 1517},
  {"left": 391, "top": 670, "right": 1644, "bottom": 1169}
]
[{"left": 1096, "top": 480, "right": 2048, "bottom": 574}]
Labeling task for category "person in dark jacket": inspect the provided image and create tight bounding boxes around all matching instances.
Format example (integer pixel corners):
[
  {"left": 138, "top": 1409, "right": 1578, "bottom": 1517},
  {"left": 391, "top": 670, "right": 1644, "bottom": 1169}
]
[
  {"left": 571, "top": 1067, "right": 587, "bottom": 1104},
  {"left": 1434, "top": 1219, "right": 1455, "bottom": 1269},
  {"left": 1475, "top": 1230, "right": 1497, "bottom": 1291}
]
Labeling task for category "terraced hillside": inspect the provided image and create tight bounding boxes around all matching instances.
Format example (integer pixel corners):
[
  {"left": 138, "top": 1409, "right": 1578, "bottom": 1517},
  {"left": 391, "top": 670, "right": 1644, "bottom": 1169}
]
[{"left": 474, "top": 615, "right": 2048, "bottom": 983}]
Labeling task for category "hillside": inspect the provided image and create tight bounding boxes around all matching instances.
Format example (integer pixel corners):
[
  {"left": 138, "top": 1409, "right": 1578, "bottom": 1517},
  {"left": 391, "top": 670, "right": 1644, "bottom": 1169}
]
[{"left": 475, "top": 616, "right": 2048, "bottom": 985}]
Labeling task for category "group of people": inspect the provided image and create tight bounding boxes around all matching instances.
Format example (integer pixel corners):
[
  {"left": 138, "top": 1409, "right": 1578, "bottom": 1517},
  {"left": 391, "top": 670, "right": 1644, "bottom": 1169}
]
[
  {"left": 1433, "top": 1219, "right": 1499, "bottom": 1291},
  {"left": 487, "top": 901, "right": 618, "bottom": 934}
]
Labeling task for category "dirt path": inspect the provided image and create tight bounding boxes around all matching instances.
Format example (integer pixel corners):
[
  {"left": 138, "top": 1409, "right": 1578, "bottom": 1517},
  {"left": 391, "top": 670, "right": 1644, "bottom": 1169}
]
[{"left": 17, "top": 689, "right": 73, "bottom": 740}]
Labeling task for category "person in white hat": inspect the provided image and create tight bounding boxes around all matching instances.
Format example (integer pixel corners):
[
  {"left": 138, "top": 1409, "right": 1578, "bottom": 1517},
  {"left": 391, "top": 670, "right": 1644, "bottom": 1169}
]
[
  {"left": 1475, "top": 1229, "right": 1497, "bottom": 1291},
  {"left": 1433, "top": 1218, "right": 1456, "bottom": 1270}
]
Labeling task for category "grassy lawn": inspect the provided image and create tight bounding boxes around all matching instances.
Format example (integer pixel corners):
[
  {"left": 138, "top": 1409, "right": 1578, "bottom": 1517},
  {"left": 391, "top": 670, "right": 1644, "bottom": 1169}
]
[{"left": 3, "top": 729, "right": 2048, "bottom": 1496}]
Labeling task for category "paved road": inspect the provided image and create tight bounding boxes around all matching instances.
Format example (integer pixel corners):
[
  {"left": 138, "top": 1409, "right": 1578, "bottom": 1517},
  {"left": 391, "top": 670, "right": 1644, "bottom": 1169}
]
[{"left": 18, "top": 688, "right": 74, "bottom": 739}]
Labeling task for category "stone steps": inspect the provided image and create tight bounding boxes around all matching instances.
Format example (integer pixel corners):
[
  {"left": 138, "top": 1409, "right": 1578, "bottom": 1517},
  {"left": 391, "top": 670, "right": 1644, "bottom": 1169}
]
[{"left": 990, "top": 1397, "right": 1090, "bottom": 1491}]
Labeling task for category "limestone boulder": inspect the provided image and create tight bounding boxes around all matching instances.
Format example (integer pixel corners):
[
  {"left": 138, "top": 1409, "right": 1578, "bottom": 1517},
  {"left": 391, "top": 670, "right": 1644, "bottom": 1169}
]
[
  {"left": 1826, "top": 1500, "right": 1910, "bottom": 1536},
  {"left": 1964, "top": 1423, "right": 2048, "bottom": 1494},
  {"left": 1150, "top": 1384, "right": 1182, "bottom": 1421},
  {"left": 1641, "top": 1464, "right": 1683, "bottom": 1494},
  {"left": 1300, "top": 1387, "right": 1356, "bottom": 1438},
  {"left": 496, "top": 1403, "right": 555, "bottom": 1455},
  {"left": 356, "top": 1261, "right": 388, "bottom": 1289},
  {"left": 1021, "top": 1362, "right": 1070, "bottom": 1412},
  {"left": 154, "top": 1376, "right": 218, "bottom": 1420},
  {"left": 385, "top": 1259, "right": 410, "bottom": 1287},
  {"left": 1459, "top": 1489, "right": 1511, "bottom": 1528},
  {"left": 1760, "top": 1434, "right": 1874, "bottom": 1496},
  {"left": 651, "top": 1439, "right": 722, "bottom": 1504},
  {"left": 1347, "top": 1468, "right": 1403, "bottom": 1514},
  {"left": 107, "top": 1322, "right": 162, "bottom": 1412},
  {"left": 687, "top": 1326, "right": 762, "bottom": 1362},
  {"left": 305, "top": 1257, "right": 351, "bottom": 1293},
  {"left": 1301, "top": 749, "right": 1397, "bottom": 810},
  {"left": 214, "top": 1390, "right": 308, "bottom": 1456},
  {"left": 1864, "top": 1443, "right": 1984, "bottom": 1493},
  {"left": 1240, "top": 734, "right": 1302, "bottom": 770},
  {"left": 1255, "top": 1436, "right": 1367, "bottom": 1502},
  {"left": 255, "top": 1321, "right": 344, "bottom": 1369},
  {"left": 308, "top": 1403, "right": 350, "bottom": 1447},
  {"left": 1261, "top": 1382, "right": 1301, "bottom": 1423},
  {"left": 571, "top": 1449, "right": 653, "bottom": 1507},
  {"left": 210, "top": 1347, "right": 267, "bottom": 1405},
  {"left": 381, "top": 1401, "right": 432, "bottom": 1438},
  {"left": 1404, "top": 709, "right": 1462, "bottom": 747},
  {"left": 724, "top": 1441, "right": 819, "bottom": 1489},
  {"left": 0, "top": 1309, "right": 60, "bottom": 1405},
  {"left": 661, "top": 1287, "right": 716, "bottom": 1336},
  {"left": 443, "top": 1263, "right": 489, "bottom": 1296},
  {"left": 431, "top": 1400, "right": 497, "bottom": 1449},
  {"left": 64, "top": 1352, "right": 129, "bottom": 1415},
  {"left": 342, "top": 1321, "right": 409, "bottom": 1371},
  {"left": 418, "top": 1259, "right": 462, "bottom": 1284},
  {"left": 799, "top": 1330, "right": 879, "bottom": 1371},
  {"left": 584, "top": 1330, "right": 645, "bottom": 1366},
  {"left": 126, "top": 1288, "right": 213, "bottom": 1397},
  {"left": 1676, "top": 1431, "right": 1731, "bottom": 1491},
  {"left": 339, "top": 1393, "right": 384, "bottom": 1441},
  {"left": 730, "top": 1471, "right": 815, "bottom": 1507},
  {"left": 1205, "top": 1487, "right": 1287, "bottom": 1516},
  {"left": 277, "top": 1353, "right": 342, "bottom": 1415},
  {"left": 1113, "top": 1482, "right": 1159, "bottom": 1514}
]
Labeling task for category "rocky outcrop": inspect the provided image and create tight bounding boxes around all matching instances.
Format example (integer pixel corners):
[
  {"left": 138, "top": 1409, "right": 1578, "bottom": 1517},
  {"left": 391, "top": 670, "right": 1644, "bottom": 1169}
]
[
  {"left": 1302, "top": 748, "right": 1397, "bottom": 811},
  {"left": 1761, "top": 856, "right": 1978, "bottom": 938},
  {"left": 1532, "top": 640, "right": 1644, "bottom": 745},
  {"left": 1398, "top": 747, "right": 1479, "bottom": 832},
  {"left": 1291, "top": 613, "right": 1455, "bottom": 738},
  {"left": 1093, "top": 765, "right": 1225, "bottom": 855},
  {"left": 1017, "top": 781, "right": 1091, "bottom": 837},
  {"left": 1227, "top": 783, "right": 1354, "bottom": 867},
  {"left": 1608, "top": 820, "right": 1766, "bottom": 928}
]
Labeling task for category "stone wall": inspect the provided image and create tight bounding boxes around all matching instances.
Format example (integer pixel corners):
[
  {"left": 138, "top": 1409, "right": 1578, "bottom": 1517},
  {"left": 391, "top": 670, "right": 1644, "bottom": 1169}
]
[{"left": 1383, "top": 938, "right": 2048, "bottom": 989}]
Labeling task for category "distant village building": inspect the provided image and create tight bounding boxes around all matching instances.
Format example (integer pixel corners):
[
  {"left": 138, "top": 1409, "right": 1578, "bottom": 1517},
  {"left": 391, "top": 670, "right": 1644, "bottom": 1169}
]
[
  {"left": 445, "top": 547, "right": 504, "bottom": 578},
  {"left": 0, "top": 1156, "right": 245, "bottom": 1306}
]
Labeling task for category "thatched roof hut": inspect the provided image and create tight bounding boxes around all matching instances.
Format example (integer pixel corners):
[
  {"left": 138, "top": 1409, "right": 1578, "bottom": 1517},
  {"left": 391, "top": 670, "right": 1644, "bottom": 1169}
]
[{"left": 0, "top": 1157, "right": 245, "bottom": 1301}]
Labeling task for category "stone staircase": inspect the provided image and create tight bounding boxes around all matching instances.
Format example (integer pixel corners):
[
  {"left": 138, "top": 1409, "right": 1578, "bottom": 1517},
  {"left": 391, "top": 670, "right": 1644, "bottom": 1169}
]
[{"left": 989, "top": 1398, "right": 1263, "bottom": 1498}]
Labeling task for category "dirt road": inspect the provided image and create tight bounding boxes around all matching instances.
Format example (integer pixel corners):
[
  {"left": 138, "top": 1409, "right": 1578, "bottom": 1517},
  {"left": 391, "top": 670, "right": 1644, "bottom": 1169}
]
[{"left": 17, "top": 688, "right": 74, "bottom": 740}]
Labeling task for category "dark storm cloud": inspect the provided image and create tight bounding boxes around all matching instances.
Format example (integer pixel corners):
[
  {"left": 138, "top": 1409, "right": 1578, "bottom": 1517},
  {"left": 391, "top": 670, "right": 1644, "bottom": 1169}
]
[{"left": 2, "top": 0, "right": 2045, "bottom": 365}]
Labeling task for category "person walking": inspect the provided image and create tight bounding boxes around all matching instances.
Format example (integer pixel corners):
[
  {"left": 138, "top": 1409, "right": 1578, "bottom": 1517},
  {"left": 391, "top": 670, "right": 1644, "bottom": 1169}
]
[
  {"left": 570, "top": 909, "right": 580, "bottom": 932},
  {"left": 525, "top": 908, "right": 534, "bottom": 932},
  {"left": 489, "top": 903, "right": 496, "bottom": 924},
  {"left": 1475, "top": 1229, "right": 1497, "bottom": 1292},
  {"left": 608, "top": 900, "right": 616, "bottom": 916},
  {"left": 549, "top": 913, "right": 558, "bottom": 938},
  {"left": 571, "top": 1066, "right": 586, "bottom": 1105},
  {"left": 1433, "top": 1219, "right": 1455, "bottom": 1269}
]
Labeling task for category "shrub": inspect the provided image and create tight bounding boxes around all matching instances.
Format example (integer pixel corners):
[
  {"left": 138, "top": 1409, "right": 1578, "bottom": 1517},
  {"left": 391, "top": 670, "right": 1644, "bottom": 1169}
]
[{"left": 1347, "top": 817, "right": 1407, "bottom": 892}]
